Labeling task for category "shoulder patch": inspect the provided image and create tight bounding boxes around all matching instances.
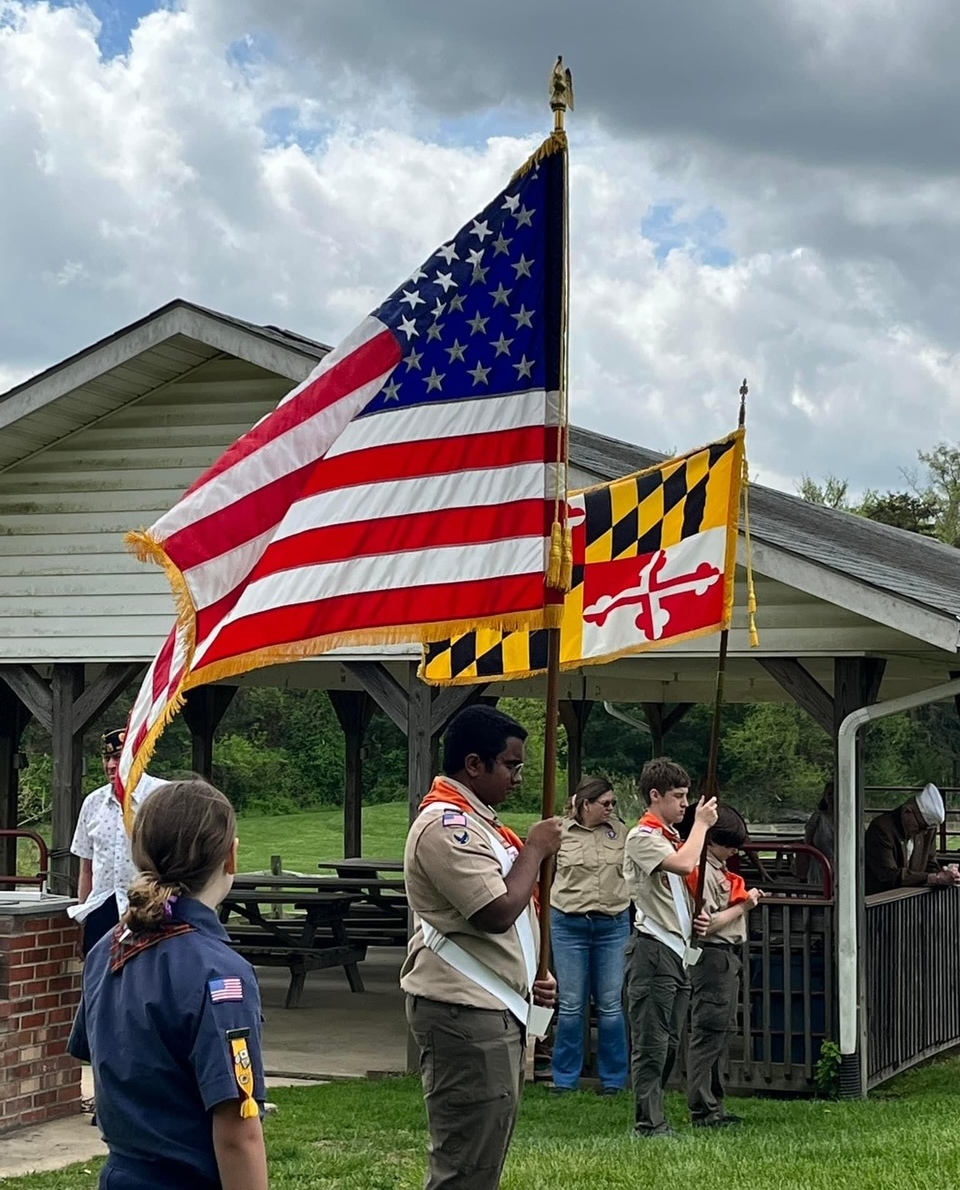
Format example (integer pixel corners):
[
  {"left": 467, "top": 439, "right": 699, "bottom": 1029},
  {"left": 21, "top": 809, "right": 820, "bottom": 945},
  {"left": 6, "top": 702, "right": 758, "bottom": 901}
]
[
  {"left": 606, "top": 827, "right": 618, "bottom": 839},
  {"left": 453, "top": 829, "right": 471, "bottom": 845},
  {"left": 639, "top": 826, "right": 655, "bottom": 834},
  {"left": 209, "top": 976, "right": 244, "bottom": 1003},
  {"left": 442, "top": 811, "right": 468, "bottom": 828}
]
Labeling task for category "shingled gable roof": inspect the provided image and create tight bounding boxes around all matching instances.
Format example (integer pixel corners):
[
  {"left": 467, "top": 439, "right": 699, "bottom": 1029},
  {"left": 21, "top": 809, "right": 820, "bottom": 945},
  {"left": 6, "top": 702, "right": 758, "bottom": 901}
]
[{"left": 570, "top": 424, "right": 960, "bottom": 626}]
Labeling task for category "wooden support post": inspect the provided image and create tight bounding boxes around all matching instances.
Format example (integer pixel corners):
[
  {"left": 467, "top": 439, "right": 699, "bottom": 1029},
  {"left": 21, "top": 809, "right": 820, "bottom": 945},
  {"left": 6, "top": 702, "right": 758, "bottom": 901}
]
[
  {"left": 559, "top": 699, "right": 593, "bottom": 798},
  {"left": 641, "top": 704, "right": 664, "bottom": 754},
  {"left": 50, "top": 665, "right": 85, "bottom": 895},
  {"left": 328, "top": 690, "right": 375, "bottom": 858},
  {"left": 181, "top": 686, "right": 238, "bottom": 778},
  {"left": 0, "top": 683, "right": 29, "bottom": 876}
]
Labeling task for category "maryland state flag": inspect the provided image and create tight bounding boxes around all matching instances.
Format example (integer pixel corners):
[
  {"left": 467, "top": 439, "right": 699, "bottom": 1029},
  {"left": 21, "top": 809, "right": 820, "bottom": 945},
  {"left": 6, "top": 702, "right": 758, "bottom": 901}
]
[{"left": 421, "top": 429, "right": 746, "bottom": 684}]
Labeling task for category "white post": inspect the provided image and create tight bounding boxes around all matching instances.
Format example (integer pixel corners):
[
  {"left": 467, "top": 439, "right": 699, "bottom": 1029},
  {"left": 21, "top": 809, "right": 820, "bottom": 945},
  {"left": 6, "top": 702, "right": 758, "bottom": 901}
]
[{"left": 836, "top": 676, "right": 960, "bottom": 1097}]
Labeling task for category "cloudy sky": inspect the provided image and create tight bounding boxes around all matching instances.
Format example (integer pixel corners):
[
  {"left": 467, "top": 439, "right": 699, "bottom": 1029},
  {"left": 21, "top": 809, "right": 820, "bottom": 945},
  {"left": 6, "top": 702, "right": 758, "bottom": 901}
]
[{"left": 2, "top": 0, "right": 959, "bottom": 495}]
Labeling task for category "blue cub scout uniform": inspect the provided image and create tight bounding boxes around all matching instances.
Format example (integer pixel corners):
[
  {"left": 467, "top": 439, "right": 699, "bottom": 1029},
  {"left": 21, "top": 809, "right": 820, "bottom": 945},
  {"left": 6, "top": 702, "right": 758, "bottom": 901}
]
[{"left": 69, "top": 896, "right": 265, "bottom": 1189}]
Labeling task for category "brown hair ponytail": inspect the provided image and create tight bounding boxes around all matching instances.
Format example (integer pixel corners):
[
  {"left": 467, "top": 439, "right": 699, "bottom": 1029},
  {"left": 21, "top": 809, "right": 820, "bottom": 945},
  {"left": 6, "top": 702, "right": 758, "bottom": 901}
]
[{"left": 123, "top": 778, "right": 236, "bottom": 933}]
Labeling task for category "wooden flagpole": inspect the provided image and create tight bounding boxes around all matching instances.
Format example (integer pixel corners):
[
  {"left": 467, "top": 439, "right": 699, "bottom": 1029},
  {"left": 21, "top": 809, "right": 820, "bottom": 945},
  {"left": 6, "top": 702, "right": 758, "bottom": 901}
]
[
  {"left": 537, "top": 58, "right": 573, "bottom": 978},
  {"left": 693, "top": 379, "right": 748, "bottom": 915}
]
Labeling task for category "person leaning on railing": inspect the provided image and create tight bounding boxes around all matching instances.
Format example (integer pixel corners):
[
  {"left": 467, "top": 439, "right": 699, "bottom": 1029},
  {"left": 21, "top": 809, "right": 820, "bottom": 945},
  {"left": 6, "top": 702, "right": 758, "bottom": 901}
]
[
  {"left": 864, "top": 783, "right": 960, "bottom": 895},
  {"left": 548, "top": 776, "right": 631, "bottom": 1095}
]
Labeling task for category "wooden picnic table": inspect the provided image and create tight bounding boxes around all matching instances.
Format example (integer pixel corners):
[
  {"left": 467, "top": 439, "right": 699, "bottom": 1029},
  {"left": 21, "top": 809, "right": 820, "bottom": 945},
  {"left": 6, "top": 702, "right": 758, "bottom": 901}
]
[
  {"left": 317, "top": 857, "right": 404, "bottom": 876},
  {"left": 220, "top": 884, "right": 367, "bottom": 1008}
]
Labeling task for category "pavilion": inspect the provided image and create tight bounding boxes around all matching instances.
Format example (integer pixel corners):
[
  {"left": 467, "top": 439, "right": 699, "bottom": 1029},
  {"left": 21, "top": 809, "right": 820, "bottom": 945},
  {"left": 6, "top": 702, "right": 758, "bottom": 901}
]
[{"left": 3, "top": 298, "right": 960, "bottom": 1096}]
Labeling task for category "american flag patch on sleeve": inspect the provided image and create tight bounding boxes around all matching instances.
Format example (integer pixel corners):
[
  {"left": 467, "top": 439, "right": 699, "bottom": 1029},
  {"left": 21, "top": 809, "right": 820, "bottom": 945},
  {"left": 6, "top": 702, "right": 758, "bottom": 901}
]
[
  {"left": 442, "top": 811, "right": 468, "bottom": 828},
  {"left": 209, "top": 977, "right": 244, "bottom": 1003}
]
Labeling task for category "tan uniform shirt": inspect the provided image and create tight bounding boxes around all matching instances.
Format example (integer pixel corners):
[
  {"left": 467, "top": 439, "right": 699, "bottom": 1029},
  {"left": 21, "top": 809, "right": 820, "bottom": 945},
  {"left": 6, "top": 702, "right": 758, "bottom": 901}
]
[
  {"left": 400, "top": 779, "right": 537, "bottom": 1011},
  {"left": 551, "top": 818, "right": 629, "bottom": 915},
  {"left": 703, "top": 854, "right": 746, "bottom": 944},
  {"left": 624, "top": 819, "right": 692, "bottom": 942}
]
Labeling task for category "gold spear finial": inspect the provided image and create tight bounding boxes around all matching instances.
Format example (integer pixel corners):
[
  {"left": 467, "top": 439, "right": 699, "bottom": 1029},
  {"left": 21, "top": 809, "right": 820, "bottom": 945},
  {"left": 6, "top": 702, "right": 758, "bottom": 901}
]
[{"left": 550, "top": 55, "right": 574, "bottom": 131}]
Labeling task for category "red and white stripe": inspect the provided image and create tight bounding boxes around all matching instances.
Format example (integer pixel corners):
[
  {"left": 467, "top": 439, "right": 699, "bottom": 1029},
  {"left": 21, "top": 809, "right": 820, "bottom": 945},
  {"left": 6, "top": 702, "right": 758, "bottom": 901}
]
[{"left": 118, "top": 316, "right": 560, "bottom": 795}]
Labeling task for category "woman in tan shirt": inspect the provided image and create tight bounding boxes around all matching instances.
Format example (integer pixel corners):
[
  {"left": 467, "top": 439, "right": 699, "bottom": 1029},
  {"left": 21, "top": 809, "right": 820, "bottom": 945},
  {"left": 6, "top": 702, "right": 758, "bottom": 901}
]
[{"left": 550, "top": 776, "right": 631, "bottom": 1093}]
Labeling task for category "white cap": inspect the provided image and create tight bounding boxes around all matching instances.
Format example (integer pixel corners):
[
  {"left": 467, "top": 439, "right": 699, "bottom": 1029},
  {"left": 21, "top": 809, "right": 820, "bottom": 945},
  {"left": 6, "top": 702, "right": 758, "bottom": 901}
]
[{"left": 915, "top": 782, "right": 945, "bottom": 827}]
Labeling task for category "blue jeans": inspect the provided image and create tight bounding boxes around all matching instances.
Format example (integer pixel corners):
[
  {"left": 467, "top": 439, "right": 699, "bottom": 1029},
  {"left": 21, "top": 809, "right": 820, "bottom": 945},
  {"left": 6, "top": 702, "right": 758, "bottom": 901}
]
[{"left": 550, "top": 907, "right": 630, "bottom": 1090}]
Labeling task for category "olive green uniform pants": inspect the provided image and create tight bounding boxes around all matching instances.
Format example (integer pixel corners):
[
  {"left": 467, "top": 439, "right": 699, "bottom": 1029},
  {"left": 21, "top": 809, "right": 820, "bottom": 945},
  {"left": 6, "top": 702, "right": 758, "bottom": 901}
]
[
  {"left": 406, "top": 995, "right": 525, "bottom": 1190},
  {"left": 687, "top": 943, "right": 741, "bottom": 1123},
  {"left": 625, "top": 932, "right": 690, "bottom": 1134}
]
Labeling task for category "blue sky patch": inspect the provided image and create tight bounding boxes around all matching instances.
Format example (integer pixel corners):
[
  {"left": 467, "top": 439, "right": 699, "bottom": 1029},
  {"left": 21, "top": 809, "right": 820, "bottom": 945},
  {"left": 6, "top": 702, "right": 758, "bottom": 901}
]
[
  {"left": 642, "top": 201, "right": 734, "bottom": 267},
  {"left": 48, "top": 0, "right": 166, "bottom": 58}
]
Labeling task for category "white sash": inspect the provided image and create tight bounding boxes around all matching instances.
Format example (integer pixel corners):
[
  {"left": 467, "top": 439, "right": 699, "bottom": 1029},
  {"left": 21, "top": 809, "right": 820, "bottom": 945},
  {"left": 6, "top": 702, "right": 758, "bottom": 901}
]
[
  {"left": 418, "top": 802, "right": 537, "bottom": 1024},
  {"left": 636, "top": 856, "right": 701, "bottom": 967}
]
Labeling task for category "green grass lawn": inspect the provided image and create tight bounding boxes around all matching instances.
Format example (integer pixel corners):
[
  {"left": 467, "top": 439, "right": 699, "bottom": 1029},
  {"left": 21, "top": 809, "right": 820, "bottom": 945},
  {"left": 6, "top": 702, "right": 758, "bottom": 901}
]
[
  {"left": 9, "top": 1059, "right": 960, "bottom": 1189},
  {"left": 235, "top": 801, "right": 541, "bottom": 873}
]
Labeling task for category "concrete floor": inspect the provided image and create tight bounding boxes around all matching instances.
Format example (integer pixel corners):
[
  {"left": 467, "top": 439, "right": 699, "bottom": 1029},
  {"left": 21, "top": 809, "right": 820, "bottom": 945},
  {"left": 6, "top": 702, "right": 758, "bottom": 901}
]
[{"left": 0, "top": 949, "right": 409, "bottom": 1178}]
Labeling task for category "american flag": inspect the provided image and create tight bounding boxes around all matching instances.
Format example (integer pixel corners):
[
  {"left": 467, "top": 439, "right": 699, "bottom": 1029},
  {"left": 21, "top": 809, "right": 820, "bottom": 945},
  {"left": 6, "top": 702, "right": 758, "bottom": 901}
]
[
  {"left": 208, "top": 976, "right": 244, "bottom": 1003},
  {"left": 118, "top": 135, "right": 568, "bottom": 801}
]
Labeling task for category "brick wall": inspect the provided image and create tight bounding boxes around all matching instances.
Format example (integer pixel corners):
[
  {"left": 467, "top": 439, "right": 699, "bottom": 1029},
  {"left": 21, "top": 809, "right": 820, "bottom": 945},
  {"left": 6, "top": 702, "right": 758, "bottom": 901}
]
[{"left": 0, "top": 907, "right": 83, "bottom": 1134}]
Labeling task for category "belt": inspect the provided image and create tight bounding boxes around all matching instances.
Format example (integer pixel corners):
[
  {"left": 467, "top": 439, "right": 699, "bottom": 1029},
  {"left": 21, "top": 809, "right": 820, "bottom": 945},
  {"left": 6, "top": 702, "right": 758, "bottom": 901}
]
[{"left": 699, "top": 938, "right": 742, "bottom": 950}]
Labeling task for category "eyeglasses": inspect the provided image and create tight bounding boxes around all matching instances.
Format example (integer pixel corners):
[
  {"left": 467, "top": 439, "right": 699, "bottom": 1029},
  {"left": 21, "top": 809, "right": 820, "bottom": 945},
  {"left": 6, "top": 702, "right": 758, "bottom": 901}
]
[
  {"left": 501, "top": 760, "right": 524, "bottom": 778},
  {"left": 596, "top": 799, "right": 617, "bottom": 809}
]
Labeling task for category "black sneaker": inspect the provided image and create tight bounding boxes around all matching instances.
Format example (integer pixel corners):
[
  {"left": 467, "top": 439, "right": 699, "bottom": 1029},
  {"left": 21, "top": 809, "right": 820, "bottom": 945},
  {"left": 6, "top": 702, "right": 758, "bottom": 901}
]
[
  {"left": 633, "top": 1124, "right": 677, "bottom": 1138},
  {"left": 692, "top": 1114, "right": 744, "bottom": 1129}
]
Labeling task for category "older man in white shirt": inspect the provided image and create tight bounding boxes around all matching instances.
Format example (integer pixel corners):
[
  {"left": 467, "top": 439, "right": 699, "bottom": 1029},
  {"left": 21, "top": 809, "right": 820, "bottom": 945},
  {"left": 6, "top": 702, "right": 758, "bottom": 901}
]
[{"left": 68, "top": 728, "right": 167, "bottom": 956}]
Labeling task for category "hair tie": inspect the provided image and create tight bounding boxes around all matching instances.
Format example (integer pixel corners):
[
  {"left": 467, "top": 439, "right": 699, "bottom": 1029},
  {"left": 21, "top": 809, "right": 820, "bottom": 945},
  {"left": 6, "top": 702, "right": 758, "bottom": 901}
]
[{"left": 163, "top": 893, "right": 179, "bottom": 919}]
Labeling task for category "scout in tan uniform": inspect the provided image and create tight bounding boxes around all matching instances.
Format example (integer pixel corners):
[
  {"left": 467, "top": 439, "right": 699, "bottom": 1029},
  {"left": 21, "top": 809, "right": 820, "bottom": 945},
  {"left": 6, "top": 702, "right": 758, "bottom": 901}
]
[
  {"left": 685, "top": 806, "right": 762, "bottom": 1127},
  {"left": 550, "top": 776, "right": 630, "bottom": 1093},
  {"left": 623, "top": 757, "right": 716, "bottom": 1138},
  {"left": 402, "top": 705, "right": 563, "bottom": 1190}
]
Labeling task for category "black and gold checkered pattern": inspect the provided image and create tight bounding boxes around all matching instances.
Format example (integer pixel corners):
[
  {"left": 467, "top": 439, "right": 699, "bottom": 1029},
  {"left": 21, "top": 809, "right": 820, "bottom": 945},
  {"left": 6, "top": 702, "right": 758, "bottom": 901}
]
[{"left": 421, "top": 429, "right": 744, "bottom": 684}]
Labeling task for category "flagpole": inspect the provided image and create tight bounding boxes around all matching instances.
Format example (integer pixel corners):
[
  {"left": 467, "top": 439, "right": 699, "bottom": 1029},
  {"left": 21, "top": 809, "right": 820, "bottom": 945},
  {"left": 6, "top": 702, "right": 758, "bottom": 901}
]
[
  {"left": 536, "top": 57, "right": 573, "bottom": 979},
  {"left": 694, "top": 379, "right": 748, "bottom": 915}
]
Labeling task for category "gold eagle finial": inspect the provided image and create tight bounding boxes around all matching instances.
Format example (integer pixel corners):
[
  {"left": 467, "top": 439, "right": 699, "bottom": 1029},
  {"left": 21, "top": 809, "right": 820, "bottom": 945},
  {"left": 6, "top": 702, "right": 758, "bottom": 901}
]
[{"left": 550, "top": 55, "right": 574, "bottom": 113}]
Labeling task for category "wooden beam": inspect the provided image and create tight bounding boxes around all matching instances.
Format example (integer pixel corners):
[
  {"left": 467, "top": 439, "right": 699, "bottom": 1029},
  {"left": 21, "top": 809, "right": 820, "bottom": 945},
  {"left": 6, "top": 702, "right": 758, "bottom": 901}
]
[
  {"left": 642, "top": 704, "right": 664, "bottom": 754},
  {"left": 72, "top": 663, "right": 144, "bottom": 736},
  {"left": 0, "top": 665, "right": 52, "bottom": 733},
  {"left": 406, "top": 667, "right": 433, "bottom": 824},
  {"left": 430, "top": 684, "right": 489, "bottom": 736},
  {"left": 181, "top": 686, "right": 238, "bottom": 777},
  {"left": 0, "top": 683, "right": 29, "bottom": 876},
  {"left": 50, "top": 664, "right": 85, "bottom": 894},
  {"left": 759, "top": 658, "right": 834, "bottom": 735},
  {"left": 661, "top": 703, "right": 694, "bottom": 735},
  {"left": 343, "top": 662, "right": 408, "bottom": 733},
  {"left": 328, "top": 691, "right": 375, "bottom": 858},
  {"left": 559, "top": 699, "right": 593, "bottom": 797}
]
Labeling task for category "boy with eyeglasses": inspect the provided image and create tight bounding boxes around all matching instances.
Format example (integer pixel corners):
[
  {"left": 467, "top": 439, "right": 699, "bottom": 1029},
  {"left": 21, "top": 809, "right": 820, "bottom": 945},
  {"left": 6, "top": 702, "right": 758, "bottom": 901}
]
[{"left": 685, "top": 805, "right": 762, "bottom": 1128}]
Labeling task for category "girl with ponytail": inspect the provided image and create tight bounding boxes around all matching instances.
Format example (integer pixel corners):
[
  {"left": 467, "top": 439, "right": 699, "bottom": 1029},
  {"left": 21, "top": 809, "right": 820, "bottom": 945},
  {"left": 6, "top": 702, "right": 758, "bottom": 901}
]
[{"left": 69, "top": 779, "right": 268, "bottom": 1190}]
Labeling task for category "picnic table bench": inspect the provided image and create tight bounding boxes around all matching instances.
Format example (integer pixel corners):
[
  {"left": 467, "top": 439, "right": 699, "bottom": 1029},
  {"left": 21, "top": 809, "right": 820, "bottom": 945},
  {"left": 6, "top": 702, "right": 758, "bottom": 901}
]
[
  {"left": 316, "top": 859, "right": 408, "bottom": 946},
  {"left": 220, "top": 880, "right": 367, "bottom": 1008}
]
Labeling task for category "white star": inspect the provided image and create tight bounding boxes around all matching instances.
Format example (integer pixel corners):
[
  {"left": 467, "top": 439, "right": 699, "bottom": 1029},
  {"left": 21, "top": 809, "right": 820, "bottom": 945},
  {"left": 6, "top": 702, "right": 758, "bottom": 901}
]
[
  {"left": 449, "top": 293, "right": 466, "bottom": 312},
  {"left": 434, "top": 271, "right": 457, "bottom": 293},
  {"left": 468, "top": 361, "right": 492, "bottom": 386},
  {"left": 466, "top": 248, "right": 484, "bottom": 267},
  {"left": 400, "top": 288, "right": 424, "bottom": 309},
  {"left": 467, "top": 311, "right": 489, "bottom": 335},
  {"left": 404, "top": 347, "right": 423, "bottom": 371},
  {"left": 492, "top": 232, "right": 512, "bottom": 257},
  {"left": 425, "top": 367, "right": 445, "bottom": 392},
  {"left": 501, "top": 194, "right": 520, "bottom": 213},
  {"left": 514, "top": 355, "right": 535, "bottom": 379},
  {"left": 426, "top": 322, "right": 444, "bottom": 341},
  {"left": 491, "top": 332, "right": 514, "bottom": 357},
  {"left": 470, "top": 219, "right": 492, "bottom": 241},
  {"left": 398, "top": 315, "right": 419, "bottom": 340},
  {"left": 431, "top": 298, "right": 447, "bottom": 319},
  {"left": 445, "top": 339, "right": 467, "bottom": 363},
  {"left": 512, "top": 255, "right": 533, "bottom": 279},
  {"left": 436, "top": 243, "right": 458, "bottom": 264},
  {"left": 511, "top": 305, "right": 534, "bottom": 329},
  {"left": 383, "top": 378, "right": 402, "bottom": 401},
  {"left": 514, "top": 205, "right": 534, "bottom": 228},
  {"left": 410, "top": 266, "right": 428, "bottom": 282},
  {"left": 490, "top": 282, "right": 511, "bottom": 307},
  {"left": 471, "top": 264, "right": 489, "bottom": 285}
]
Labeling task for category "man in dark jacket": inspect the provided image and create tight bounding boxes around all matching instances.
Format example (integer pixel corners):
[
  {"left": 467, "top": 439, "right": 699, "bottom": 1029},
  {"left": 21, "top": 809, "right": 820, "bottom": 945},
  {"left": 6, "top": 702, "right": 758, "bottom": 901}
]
[{"left": 864, "top": 783, "right": 960, "bottom": 895}]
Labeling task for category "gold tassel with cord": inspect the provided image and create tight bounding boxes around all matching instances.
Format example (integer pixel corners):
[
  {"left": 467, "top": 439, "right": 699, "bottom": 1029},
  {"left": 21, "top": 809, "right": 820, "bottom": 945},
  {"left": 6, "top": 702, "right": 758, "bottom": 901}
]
[
  {"left": 558, "top": 524, "right": 573, "bottom": 592},
  {"left": 741, "top": 455, "right": 761, "bottom": 647},
  {"left": 546, "top": 520, "right": 564, "bottom": 590}
]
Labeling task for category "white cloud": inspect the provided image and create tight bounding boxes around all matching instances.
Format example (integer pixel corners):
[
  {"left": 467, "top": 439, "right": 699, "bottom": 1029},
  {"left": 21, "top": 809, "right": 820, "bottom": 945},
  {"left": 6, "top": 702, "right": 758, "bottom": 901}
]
[{"left": 1, "top": 0, "right": 959, "bottom": 499}]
